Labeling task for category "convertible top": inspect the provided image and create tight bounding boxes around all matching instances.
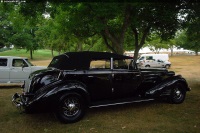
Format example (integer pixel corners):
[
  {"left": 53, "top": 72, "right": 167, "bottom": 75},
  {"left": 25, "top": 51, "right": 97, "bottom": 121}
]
[{"left": 48, "top": 51, "right": 133, "bottom": 70}]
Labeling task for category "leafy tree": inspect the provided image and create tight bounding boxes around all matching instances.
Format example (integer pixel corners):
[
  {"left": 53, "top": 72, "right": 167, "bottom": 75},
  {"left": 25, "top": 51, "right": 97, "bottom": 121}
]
[
  {"left": 147, "top": 33, "right": 178, "bottom": 56},
  {"left": 146, "top": 33, "right": 168, "bottom": 54},
  {"left": 127, "top": 1, "right": 188, "bottom": 61},
  {"left": 185, "top": 23, "right": 200, "bottom": 55},
  {"left": 0, "top": 3, "right": 15, "bottom": 48},
  {"left": 8, "top": 6, "right": 39, "bottom": 59},
  {"left": 176, "top": 29, "right": 200, "bottom": 56},
  {"left": 35, "top": 18, "right": 58, "bottom": 56},
  {"left": 166, "top": 39, "right": 177, "bottom": 56},
  {"left": 175, "top": 1, "right": 200, "bottom": 56},
  {"left": 9, "top": 1, "right": 194, "bottom": 60},
  {"left": 59, "top": 2, "right": 188, "bottom": 60}
]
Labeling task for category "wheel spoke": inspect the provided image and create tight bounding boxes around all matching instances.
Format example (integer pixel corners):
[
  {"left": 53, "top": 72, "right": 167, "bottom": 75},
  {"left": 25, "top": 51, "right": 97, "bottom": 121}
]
[{"left": 62, "top": 97, "right": 80, "bottom": 117}]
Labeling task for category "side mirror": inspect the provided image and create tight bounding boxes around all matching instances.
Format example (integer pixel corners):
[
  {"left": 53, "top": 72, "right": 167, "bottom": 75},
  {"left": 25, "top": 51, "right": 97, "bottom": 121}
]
[{"left": 22, "top": 63, "right": 28, "bottom": 68}]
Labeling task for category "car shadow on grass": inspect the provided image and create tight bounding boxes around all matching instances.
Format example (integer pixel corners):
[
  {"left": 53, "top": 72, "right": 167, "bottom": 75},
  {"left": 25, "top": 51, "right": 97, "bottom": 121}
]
[{"left": 19, "top": 100, "right": 164, "bottom": 124}]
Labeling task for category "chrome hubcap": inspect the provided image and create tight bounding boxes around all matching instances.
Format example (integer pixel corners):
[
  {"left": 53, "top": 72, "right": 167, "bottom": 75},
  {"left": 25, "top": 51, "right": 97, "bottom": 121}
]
[
  {"left": 176, "top": 90, "right": 181, "bottom": 96},
  {"left": 62, "top": 97, "right": 80, "bottom": 117},
  {"left": 174, "top": 88, "right": 182, "bottom": 99}
]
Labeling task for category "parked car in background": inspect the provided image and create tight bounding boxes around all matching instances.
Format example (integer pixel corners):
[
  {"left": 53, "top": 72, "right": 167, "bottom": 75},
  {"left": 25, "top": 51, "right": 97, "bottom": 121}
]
[
  {"left": 137, "top": 54, "right": 171, "bottom": 68},
  {"left": 12, "top": 51, "right": 190, "bottom": 123},
  {"left": 138, "top": 59, "right": 171, "bottom": 69},
  {"left": 0, "top": 56, "right": 46, "bottom": 83}
]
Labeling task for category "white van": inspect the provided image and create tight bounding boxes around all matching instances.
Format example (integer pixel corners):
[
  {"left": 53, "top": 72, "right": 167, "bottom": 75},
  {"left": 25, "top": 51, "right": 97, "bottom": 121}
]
[{"left": 137, "top": 54, "right": 171, "bottom": 69}]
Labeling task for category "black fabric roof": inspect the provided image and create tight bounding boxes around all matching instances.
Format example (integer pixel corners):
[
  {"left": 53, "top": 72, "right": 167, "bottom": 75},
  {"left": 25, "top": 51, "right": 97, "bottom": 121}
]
[{"left": 48, "top": 51, "right": 133, "bottom": 70}]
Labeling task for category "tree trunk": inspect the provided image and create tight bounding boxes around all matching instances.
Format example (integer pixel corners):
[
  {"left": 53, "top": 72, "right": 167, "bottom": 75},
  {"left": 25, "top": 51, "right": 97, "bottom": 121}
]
[
  {"left": 100, "top": 5, "right": 131, "bottom": 55},
  {"left": 30, "top": 49, "right": 33, "bottom": 59},
  {"left": 101, "top": 32, "right": 117, "bottom": 53},
  {"left": 195, "top": 50, "right": 198, "bottom": 56},
  {"left": 51, "top": 48, "right": 54, "bottom": 57},
  {"left": 170, "top": 46, "right": 174, "bottom": 56},
  {"left": 132, "top": 26, "right": 151, "bottom": 62},
  {"left": 77, "top": 41, "right": 83, "bottom": 52},
  {"left": 133, "top": 46, "right": 140, "bottom": 61}
]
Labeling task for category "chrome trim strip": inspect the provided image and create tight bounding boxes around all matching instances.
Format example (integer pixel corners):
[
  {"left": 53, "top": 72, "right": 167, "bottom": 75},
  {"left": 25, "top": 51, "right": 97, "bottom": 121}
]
[
  {"left": 89, "top": 99, "right": 154, "bottom": 108},
  {"left": 111, "top": 57, "right": 113, "bottom": 70}
]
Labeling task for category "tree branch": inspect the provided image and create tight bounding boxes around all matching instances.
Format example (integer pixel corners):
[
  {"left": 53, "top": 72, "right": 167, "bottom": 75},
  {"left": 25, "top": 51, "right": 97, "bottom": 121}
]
[
  {"left": 101, "top": 31, "right": 117, "bottom": 53},
  {"left": 139, "top": 26, "right": 151, "bottom": 48},
  {"left": 120, "top": 4, "right": 131, "bottom": 44},
  {"left": 131, "top": 26, "right": 139, "bottom": 47}
]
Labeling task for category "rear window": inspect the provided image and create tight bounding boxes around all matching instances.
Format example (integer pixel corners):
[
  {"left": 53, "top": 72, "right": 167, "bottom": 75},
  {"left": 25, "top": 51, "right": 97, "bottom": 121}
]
[
  {"left": 0, "top": 58, "right": 8, "bottom": 66},
  {"left": 90, "top": 60, "right": 110, "bottom": 69}
]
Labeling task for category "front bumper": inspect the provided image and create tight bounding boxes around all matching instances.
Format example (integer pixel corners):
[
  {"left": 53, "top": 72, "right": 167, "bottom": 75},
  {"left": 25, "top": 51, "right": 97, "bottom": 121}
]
[{"left": 12, "top": 93, "right": 25, "bottom": 111}]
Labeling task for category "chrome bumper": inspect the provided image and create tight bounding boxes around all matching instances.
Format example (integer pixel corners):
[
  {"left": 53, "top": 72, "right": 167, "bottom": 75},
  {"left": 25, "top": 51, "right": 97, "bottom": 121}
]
[{"left": 12, "top": 93, "right": 24, "bottom": 111}]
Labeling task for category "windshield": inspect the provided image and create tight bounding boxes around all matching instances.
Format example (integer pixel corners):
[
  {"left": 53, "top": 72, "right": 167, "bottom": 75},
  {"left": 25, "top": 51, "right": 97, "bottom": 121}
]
[
  {"left": 25, "top": 59, "right": 34, "bottom": 66},
  {"left": 139, "top": 56, "right": 144, "bottom": 60},
  {"left": 48, "top": 58, "right": 59, "bottom": 68}
]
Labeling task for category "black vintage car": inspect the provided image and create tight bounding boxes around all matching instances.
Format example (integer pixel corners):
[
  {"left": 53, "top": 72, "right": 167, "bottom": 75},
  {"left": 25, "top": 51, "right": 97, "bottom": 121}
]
[{"left": 12, "top": 51, "right": 190, "bottom": 123}]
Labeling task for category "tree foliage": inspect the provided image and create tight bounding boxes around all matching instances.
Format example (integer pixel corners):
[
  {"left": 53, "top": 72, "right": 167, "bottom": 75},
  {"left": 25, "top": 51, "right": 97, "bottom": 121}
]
[
  {"left": 175, "top": 1, "right": 200, "bottom": 55},
  {"left": 9, "top": 6, "right": 39, "bottom": 59},
  {"left": 0, "top": 1, "right": 199, "bottom": 59},
  {"left": 146, "top": 33, "right": 168, "bottom": 54},
  {"left": 0, "top": 3, "right": 14, "bottom": 48}
]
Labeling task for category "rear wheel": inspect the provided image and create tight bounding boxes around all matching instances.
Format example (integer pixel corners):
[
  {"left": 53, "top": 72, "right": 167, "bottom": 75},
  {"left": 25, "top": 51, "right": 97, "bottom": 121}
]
[
  {"left": 169, "top": 83, "right": 186, "bottom": 104},
  {"left": 55, "top": 93, "right": 86, "bottom": 123}
]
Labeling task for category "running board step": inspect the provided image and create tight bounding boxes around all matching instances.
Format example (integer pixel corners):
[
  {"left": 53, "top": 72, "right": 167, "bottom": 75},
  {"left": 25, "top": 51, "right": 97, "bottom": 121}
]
[{"left": 89, "top": 98, "right": 154, "bottom": 108}]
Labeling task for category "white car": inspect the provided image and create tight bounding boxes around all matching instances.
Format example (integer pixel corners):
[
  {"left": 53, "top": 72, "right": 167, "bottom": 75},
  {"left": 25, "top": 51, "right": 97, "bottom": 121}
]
[
  {"left": 0, "top": 56, "right": 47, "bottom": 83},
  {"left": 138, "top": 59, "right": 171, "bottom": 69}
]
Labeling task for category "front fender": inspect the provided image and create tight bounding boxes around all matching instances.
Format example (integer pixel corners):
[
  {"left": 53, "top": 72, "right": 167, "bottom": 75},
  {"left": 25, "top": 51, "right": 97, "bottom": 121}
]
[
  {"left": 145, "top": 75, "right": 190, "bottom": 98},
  {"left": 46, "top": 81, "right": 89, "bottom": 97}
]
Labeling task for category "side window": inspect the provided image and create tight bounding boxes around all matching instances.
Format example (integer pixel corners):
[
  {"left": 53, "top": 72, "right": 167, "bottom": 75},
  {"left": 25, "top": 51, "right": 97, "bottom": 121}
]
[
  {"left": 90, "top": 60, "right": 110, "bottom": 69},
  {"left": 113, "top": 59, "right": 129, "bottom": 69},
  {"left": 146, "top": 56, "right": 153, "bottom": 60},
  {"left": 12, "top": 59, "right": 28, "bottom": 67},
  {"left": 0, "top": 58, "right": 8, "bottom": 66}
]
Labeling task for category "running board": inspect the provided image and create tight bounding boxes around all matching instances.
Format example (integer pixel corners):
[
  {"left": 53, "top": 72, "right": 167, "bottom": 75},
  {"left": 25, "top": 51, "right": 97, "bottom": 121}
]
[{"left": 89, "top": 98, "right": 155, "bottom": 108}]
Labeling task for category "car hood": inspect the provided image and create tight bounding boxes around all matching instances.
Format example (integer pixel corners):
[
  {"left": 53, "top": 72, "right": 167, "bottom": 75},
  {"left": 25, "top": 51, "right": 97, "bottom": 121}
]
[
  {"left": 164, "top": 61, "right": 171, "bottom": 64},
  {"left": 30, "top": 66, "right": 47, "bottom": 69}
]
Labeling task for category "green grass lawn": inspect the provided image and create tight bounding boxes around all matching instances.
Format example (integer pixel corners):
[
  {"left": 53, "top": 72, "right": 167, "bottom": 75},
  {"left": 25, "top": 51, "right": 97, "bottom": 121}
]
[
  {"left": 0, "top": 84, "right": 199, "bottom": 133},
  {"left": 0, "top": 52, "right": 200, "bottom": 133},
  {"left": 0, "top": 49, "right": 59, "bottom": 61}
]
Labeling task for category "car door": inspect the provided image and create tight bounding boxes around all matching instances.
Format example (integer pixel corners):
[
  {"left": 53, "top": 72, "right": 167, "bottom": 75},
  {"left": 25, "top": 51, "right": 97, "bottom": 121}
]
[
  {"left": 86, "top": 70, "right": 113, "bottom": 102},
  {"left": 112, "top": 70, "right": 142, "bottom": 99},
  {"left": 0, "top": 58, "right": 10, "bottom": 83},
  {"left": 86, "top": 60, "right": 113, "bottom": 102},
  {"left": 146, "top": 56, "right": 156, "bottom": 67},
  {"left": 111, "top": 59, "right": 142, "bottom": 99},
  {"left": 9, "top": 59, "right": 31, "bottom": 82},
  {"left": 156, "top": 59, "right": 165, "bottom": 67}
]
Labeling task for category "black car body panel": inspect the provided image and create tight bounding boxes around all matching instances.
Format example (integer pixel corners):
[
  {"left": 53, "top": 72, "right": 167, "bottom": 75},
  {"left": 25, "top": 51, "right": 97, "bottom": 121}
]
[{"left": 12, "top": 51, "right": 190, "bottom": 123}]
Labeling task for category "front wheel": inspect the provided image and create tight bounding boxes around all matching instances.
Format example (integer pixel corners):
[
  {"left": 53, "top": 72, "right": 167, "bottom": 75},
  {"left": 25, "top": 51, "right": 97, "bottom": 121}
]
[
  {"left": 169, "top": 83, "right": 186, "bottom": 104},
  {"left": 55, "top": 93, "right": 86, "bottom": 123},
  {"left": 165, "top": 64, "right": 170, "bottom": 69}
]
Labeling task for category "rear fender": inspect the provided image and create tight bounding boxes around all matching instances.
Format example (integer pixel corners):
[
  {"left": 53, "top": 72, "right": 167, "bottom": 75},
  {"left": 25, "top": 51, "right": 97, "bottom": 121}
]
[{"left": 145, "top": 75, "right": 189, "bottom": 98}]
